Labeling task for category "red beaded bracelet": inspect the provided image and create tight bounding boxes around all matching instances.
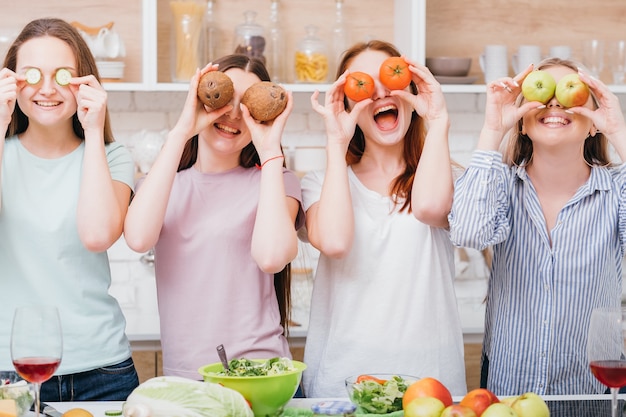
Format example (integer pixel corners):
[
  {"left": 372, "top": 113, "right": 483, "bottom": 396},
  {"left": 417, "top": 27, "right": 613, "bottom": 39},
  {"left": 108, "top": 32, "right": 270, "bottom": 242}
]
[{"left": 256, "top": 154, "right": 284, "bottom": 169}]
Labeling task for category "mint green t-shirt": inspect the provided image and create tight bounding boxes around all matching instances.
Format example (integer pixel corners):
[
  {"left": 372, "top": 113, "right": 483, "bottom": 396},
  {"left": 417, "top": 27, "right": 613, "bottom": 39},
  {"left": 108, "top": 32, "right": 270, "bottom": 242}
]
[{"left": 0, "top": 136, "right": 135, "bottom": 374}]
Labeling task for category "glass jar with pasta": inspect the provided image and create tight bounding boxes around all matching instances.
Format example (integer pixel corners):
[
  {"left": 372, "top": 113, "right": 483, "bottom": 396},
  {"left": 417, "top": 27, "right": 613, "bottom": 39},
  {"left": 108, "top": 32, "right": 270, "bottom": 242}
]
[
  {"left": 294, "top": 25, "right": 329, "bottom": 83},
  {"left": 170, "top": 0, "right": 206, "bottom": 82}
]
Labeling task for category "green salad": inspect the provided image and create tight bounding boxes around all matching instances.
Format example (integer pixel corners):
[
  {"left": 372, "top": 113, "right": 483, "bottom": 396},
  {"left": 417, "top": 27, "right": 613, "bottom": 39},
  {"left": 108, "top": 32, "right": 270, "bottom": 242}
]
[
  {"left": 349, "top": 375, "right": 410, "bottom": 414},
  {"left": 218, "top": 357, "right": 296, "bottom": 376}
]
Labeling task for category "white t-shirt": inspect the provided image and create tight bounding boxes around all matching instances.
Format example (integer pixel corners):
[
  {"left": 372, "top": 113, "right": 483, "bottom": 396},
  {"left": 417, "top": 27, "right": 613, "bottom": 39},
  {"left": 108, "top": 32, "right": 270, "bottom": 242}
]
[
  {"left": 151, "top": 165, "right": 304, "bottom": 379},
  {"left": 301, "top": 167, "right": 467, "bottom": 397},
  {"left": 0, "top": 136, "right": 135, "bottom": 374}
]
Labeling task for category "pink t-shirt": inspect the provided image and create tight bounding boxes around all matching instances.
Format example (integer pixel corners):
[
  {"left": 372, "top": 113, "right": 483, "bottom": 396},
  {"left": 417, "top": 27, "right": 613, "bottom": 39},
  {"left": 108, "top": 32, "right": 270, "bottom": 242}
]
[{"left": 151, "top": 165, "right": 304, "bottom": 379}]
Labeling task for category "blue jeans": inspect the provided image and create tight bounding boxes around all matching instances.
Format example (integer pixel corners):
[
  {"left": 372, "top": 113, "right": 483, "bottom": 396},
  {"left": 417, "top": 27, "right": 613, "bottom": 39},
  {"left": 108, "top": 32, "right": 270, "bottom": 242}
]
[{"left": 39, "top": 357, "right": 139, "bottom": 401}]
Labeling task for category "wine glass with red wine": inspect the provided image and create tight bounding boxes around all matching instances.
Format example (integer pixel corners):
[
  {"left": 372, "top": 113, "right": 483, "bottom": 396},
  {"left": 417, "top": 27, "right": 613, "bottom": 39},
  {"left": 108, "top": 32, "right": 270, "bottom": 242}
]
[
  {"left": 10, "top": 306, "right": 62, "bottom": 417},
  {"left": 588, "top": 306, "right": 626, "bottom": 417}
]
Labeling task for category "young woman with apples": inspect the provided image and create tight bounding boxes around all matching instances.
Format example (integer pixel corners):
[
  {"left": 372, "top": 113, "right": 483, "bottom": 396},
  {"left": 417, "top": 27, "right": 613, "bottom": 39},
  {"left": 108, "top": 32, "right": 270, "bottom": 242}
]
[
  {"left": 449, "top": 57, "right": 626, "bottom": 395},
  {"left": 300, "top": 40, "right": 467, "bottom": 398},
  {"left": 123, "top": 54, "right": 304, "bottom": 381},
  {"left": 0, "top": 18, "right": 139, "bottom": 400}
]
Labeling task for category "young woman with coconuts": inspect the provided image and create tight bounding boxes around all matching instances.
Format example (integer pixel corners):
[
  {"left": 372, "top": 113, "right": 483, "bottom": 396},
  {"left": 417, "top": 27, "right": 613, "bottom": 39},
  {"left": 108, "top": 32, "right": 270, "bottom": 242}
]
[
  {"left": 123, "top": 54, "right": 304, "bottom": 381},
  {"left": 449, "top": 57, "right": 626, "bottom": 395}
]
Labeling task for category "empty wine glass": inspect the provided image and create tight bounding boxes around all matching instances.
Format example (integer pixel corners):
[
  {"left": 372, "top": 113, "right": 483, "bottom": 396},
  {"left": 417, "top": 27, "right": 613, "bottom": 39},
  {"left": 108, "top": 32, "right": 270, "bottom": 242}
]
[
  {"left": 587, "top": 306, "right": 626, "bottom": 417},
  {"left": 11, "top": 306, "right": 63, "bottom": 417},
  {"left": 582, "top": 39, "right": 604, "bottom": 80},
  {"left": 608, "top": 40, "right": 626, "bottom": 85}
]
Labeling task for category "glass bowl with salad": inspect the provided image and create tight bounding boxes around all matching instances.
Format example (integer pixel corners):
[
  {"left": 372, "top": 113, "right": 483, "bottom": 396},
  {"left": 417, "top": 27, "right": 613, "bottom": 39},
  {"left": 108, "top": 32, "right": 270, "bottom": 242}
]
[
  {"left": 198, "top": 357, "right": 306, "bottom": 417},
  {"left": 345, "top": 373, "right": 419, "bottom": 414},
  {"left": 0, "top": 372, "right": 35, "bottom": 417}
]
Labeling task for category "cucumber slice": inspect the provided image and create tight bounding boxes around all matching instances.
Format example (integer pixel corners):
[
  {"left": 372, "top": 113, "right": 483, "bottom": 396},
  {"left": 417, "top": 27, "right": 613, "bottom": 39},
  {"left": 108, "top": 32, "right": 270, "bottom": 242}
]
[
  {"left": 104, "top": 410, "right": 122, "bottom": 416},
  {"left": 25, "top": 68, "right": 41, "bottom": 85},
  {"left": 55, "top": 68, "right": 72, "bottom": 86}
]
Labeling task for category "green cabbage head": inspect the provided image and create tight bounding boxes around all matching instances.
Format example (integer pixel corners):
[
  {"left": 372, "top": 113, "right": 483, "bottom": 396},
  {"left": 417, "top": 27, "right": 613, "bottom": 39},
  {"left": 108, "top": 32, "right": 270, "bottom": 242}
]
[{"left": 123, "top": 376, "right": 253, "bottom": 417}]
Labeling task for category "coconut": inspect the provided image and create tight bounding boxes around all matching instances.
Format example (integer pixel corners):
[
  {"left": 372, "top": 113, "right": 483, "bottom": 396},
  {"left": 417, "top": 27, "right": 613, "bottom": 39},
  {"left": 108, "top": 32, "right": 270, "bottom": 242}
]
[
  {"left": 241, "top": 82, "right": 288, "bottom": 122},
  {"left": 197, "top": 71, "right": 234, "bottom": 109}
]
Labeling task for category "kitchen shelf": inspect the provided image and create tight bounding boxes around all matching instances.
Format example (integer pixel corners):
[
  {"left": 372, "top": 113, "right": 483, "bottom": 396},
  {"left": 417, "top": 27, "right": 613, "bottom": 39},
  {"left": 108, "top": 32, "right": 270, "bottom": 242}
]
[{"left": 120, "top": 0, "right": 423, "bottom": 91}]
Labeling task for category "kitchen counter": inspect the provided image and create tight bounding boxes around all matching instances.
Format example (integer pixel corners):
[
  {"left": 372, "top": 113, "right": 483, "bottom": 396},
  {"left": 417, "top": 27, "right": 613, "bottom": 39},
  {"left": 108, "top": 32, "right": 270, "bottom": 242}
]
[{"left": 27, "top": 394, "right": 626, "bottom": 416}]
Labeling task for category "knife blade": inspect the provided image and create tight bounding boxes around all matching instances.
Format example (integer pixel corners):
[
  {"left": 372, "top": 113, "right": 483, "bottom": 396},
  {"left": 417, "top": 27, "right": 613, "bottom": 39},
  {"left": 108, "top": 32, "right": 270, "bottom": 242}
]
[{"left": 41, "top": 403, "right": 63, "bottom": 417}]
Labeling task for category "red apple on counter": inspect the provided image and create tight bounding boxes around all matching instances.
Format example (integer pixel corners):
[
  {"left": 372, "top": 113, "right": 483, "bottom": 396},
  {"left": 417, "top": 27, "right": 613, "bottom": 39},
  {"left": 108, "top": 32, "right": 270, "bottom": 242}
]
[
  {"left": 555, "top": 73, "right": 590, "bottom": 108},
  {"left": 404, "top": 397, "right": 446, "bottom": 417},
  {"left": 521, "top": 70, "right": 556, "bottom": 104},
  {"left": 481, "top": 403, "right": 519, "bottom": 417},
  {"left": 403, "top": 377, "right": 453, "bottom": 408},
  {"left": 503, "top": 392, "right": 549, "bottom": 417},
  {"left": 441, "top": 404, "right": 478, "bottom": 417},
  {"left": 459, "top": 388, "right": 499, "bottom": 416}
]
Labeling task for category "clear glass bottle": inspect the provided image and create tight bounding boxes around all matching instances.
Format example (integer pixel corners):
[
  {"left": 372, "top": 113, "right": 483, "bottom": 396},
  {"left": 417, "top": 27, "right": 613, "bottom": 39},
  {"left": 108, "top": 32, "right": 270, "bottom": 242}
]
[
  {"left": 331, "top": 0, "right": 350, "bottom": 71},
  {"left": 233, "top": 10, "right": 266, "bottom": 65},
  {"left": 202, "top": 0, "right": 221, "bottom": 65},
  {"left": 169, "top": 0, "right": 206, "bottom": 82},
  {"left": 267, "top": 0, "right": 286, "bottom": 83},
  {"left": 294, "top": 25, "right": 329, "bottom": 83}
]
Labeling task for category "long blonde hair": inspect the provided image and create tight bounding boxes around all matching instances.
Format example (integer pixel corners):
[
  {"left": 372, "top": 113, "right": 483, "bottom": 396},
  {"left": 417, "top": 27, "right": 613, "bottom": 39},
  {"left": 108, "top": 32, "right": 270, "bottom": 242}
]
[{"left": 504, "top": 57, "right": 609, "bottom": 167}]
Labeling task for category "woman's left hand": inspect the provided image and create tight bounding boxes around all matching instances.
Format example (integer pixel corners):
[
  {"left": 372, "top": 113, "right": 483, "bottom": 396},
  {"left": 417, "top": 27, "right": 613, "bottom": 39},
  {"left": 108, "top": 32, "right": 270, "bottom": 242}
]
[
  {"left": 569, "top": 70, "right": 626, "bottom": 143},
  {"left": 242, "top": 89, "right": 294, "bottom": 162},
  {"left": 390, "top": 56, "right": 447, "bottom": 122},
  {"left": 70, "top": 75, "right": 107, "bottom": 134}
]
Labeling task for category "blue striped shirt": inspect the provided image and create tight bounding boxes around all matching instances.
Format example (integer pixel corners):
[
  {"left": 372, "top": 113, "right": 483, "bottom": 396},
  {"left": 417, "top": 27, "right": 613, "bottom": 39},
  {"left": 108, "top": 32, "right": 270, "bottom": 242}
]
[{"left": 448, "top": 150, "right": 626, "bottom": 395}]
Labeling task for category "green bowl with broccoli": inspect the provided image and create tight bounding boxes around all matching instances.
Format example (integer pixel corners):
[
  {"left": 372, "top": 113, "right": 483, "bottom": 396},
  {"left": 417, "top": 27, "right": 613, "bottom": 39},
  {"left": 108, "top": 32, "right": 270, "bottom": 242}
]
[{"left": 198, "top": 357, "right": 306, "bottom": 417}]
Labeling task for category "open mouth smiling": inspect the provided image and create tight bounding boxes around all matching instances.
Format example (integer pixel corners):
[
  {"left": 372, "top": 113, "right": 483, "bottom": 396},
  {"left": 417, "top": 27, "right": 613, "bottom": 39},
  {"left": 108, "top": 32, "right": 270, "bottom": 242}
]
[
  {"left": 36, "top": 101, "right": 61, "bottom": 107},
  {"left": 373, "top": 104, "right": 398, "bottom": 130},
  {"left": 541, "top": 115, "right": 570, "bottom": 126},
  {"left": 215, "top": 122, "right": 240, "bottom": 135}
]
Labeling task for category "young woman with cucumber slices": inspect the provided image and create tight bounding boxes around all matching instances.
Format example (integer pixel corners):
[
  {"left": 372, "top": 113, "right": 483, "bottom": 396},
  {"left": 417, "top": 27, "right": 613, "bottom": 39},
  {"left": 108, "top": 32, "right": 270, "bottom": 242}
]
[{"left": 0, "top": 18, "right": 138, "bottom": 400}]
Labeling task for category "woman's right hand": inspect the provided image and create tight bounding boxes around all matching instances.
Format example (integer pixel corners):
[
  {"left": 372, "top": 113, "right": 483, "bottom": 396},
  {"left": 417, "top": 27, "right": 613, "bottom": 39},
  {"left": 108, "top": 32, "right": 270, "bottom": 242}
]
[
  {"left": 0, "top": 68, "right": 18, "bottom": 129},
  {"left": 310, "top": 70, "right": 371, "bottom": 153},
  {"left": 170, "top": 63, "right": 232, "bottom": 142},
  {"left": 479, "top": 65, "right": 542, "bottom": 149}
]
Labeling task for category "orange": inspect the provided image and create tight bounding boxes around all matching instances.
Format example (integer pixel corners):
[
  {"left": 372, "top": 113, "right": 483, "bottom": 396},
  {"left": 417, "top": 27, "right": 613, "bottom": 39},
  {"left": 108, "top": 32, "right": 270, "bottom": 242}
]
[
  {"left": 62, "top": 408, "right": 94, "bottom": 417},
  {"left": 402, "top": 377, "right": 453, "bottom": 409}
]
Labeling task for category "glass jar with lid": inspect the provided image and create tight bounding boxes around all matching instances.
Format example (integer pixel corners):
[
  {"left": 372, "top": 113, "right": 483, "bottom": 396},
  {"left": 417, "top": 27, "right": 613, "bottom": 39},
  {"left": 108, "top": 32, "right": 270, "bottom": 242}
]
[
  {"left": 233, "top": 10, "right": 266, "bottom": 65},
  {"left": 202, "top": 0, "right": 221, "bottom": 65},
  {"left": 294, "top": 25, "right": 330, "bottom": 83},
  {"left": 169, "top": 0, "right": 206, "bottom": 82},
  {"left": 267, "top": 0, "right": 286, "bottom": 83}
]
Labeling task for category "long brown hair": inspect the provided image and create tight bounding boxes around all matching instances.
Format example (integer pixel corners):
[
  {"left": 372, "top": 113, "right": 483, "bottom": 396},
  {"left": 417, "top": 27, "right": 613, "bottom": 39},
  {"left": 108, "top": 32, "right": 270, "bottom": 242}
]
[
  {"left": 337, "top": 40, "right": 424, "bottom": 213},
  {"left": 505, "top": 57, "right": 610, "bottom": 167},
  {"left": 3, "top": 17, "right": 114, "bottom": 143},
  {"left": 177, "top": 53, "right": 293, "bottom": 335}
]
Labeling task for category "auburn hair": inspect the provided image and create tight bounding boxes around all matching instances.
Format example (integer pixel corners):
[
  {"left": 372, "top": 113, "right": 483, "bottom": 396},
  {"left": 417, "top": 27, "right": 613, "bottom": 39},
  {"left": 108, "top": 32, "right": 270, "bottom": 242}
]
[{"left": 336, "top": 40, "right": 424, "bottom": 213}]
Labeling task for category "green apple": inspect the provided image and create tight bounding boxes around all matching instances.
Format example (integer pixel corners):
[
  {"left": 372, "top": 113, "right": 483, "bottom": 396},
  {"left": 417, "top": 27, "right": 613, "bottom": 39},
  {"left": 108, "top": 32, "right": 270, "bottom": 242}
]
[
  {"left": 506, "top": 392, "right": 549, "bottom": 417},
  {"left": 404, "top": 397, "right": 446, "bottom": 417},
  {"left": 555, "top": 73, "right": 590, "bottom": 108},
  {"left": 441, "top": 404, "right": 478, "bottom": 417},
  {"left": 521, "top": 70, "right": 557, "bottom": 104},
  {"left": 481, "top": 403, "right": 519, "bottom": 417}
]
